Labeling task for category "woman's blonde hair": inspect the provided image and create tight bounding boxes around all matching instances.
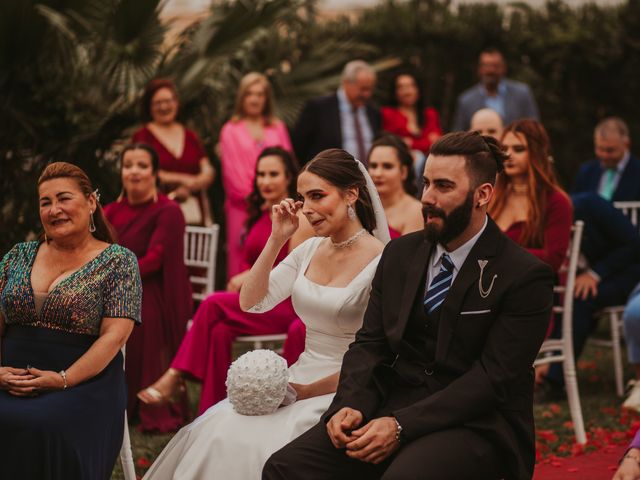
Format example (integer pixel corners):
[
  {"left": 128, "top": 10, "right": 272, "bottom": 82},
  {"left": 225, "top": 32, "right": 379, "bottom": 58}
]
[{"left": 232, "top": 72, "right": 275, "bottom": 124}]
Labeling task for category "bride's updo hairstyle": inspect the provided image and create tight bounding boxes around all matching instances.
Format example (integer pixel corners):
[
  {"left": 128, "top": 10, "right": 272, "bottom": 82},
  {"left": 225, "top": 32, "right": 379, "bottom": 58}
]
[{"left": 302, "top": 148, "right": 377, "bottom": 234}]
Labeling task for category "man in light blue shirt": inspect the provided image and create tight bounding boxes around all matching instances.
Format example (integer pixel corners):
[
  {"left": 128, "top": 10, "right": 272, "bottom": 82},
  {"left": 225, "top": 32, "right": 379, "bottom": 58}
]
[{"left": 452, "top": 48, "right": 539, "bottom": 131}]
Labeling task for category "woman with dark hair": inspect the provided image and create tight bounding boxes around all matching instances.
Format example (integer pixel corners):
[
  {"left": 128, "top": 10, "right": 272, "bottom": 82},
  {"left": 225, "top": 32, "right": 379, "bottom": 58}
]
[
  {"left": 132, "top": 78, "right": 215, "bottom": 225},
  {"left": 137, "top": 147, "right": 311, "bottom": 415},
  {"left": 104, "top": 143, "right": 192, "bottom": 432},
  {"left": 488, "top": 119, "right": 572, "bottom": 272},
  {"left": 368, "top": 135, "right": 424, "bottom": 238},
  {"left": 0, "top": 162, "right": 141, "bottom": 479},
  {"left": 220, "top": 72, "right": 293, "bottom": 279},
  {"left": 381, "top": 70, "right": 442, "bottom": 155},
  {"left": 143, "top": 149, "right": 390, "bottom": 479}
]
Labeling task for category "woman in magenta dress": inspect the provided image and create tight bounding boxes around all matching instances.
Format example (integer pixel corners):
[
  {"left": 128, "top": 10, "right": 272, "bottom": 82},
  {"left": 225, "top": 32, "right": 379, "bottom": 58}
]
[
  {"left": 381, "top": 70, "right": 442, "bottom": 156},
  {"left": 488, "top": 119, "right": 572, "bottom": 273},
  {"left": 104, "top": 143, "right": 193, "bottom": 432},
  {"left": 138, "top": 147, "right": 312, "bottom": 414},
  {"left": 220, "top": 72, "right": 293, "bottom": 279},
  {"left": 132, "top": 78, "right": 215, "bottom": 225}
]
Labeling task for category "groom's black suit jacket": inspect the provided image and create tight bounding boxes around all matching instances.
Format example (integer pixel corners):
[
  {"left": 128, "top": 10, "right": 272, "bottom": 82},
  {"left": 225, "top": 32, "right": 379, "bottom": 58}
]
[{"left": 324, "top": 218, "right": 554, "bottom": 479}]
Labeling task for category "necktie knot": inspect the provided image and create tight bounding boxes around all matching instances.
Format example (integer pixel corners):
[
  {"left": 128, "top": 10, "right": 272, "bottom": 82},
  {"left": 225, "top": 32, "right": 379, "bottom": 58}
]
[{"left": 441, "top": 254, "right": 454, "bottom": 273}]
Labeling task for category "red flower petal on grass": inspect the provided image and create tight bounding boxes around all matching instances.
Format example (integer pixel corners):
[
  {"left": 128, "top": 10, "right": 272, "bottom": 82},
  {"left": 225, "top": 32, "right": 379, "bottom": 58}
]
[
  {"left": 567, "top": 467, "right": 579, "bottom": 473},
  {"left": 577, "top": 360, "right": 596, "bottom": 370},
  {"left": 571, "top": 443, "right": 584, "bottom": 456},
  {"left": 550, "top": 403, "right": 561, "bottom": 414},
  {"left": 136, "top": 457, "right": 152, "bottom": 469},
  {"left": 563, "top": 421, "right": 574, "bottom": 429},
  {"left": 542, "top": 410, "right": 553, "bottom": 418},
  {"left": 538, "top": 430, "right": 559, "bottom": 442}
]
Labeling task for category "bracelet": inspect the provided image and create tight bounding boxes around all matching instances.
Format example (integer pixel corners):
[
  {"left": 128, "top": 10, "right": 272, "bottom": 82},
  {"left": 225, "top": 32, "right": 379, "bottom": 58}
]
[
  {"left": 58, "top": 370, "right": 67, "bottom": 390},
  {"left": 393, "top": 417, "right": 403, "bottom": 443}
]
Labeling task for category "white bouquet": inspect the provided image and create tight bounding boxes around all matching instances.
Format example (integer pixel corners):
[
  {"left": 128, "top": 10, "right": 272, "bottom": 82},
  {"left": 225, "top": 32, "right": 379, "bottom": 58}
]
[{"left": 226, "top": 349, "right": 289, "bottom": 416}]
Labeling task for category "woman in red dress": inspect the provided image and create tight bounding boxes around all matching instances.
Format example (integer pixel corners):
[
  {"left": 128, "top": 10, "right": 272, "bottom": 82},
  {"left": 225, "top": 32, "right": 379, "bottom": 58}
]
[
  {"left": 488, "top": 119, "right": 572, "bottom": 273},
  {"left": 105, "top": 143, "right": 193, "bottom": 432},
  {"left": 132, "top": 79, "right": 215, "bottom": 225},
  {"left": 381, "top": 70, "right": 442, "bottom": 156}
]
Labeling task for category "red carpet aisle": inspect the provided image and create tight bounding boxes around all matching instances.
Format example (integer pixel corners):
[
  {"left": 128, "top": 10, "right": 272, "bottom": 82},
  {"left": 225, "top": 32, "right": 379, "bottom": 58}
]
[{"left": 534, "top": 444, "right": 626, "bottom": 480}]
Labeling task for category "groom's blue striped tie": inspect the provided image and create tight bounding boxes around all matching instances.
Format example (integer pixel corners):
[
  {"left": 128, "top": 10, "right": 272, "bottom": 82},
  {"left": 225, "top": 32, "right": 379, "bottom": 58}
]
[{"left": 424, "top": 254, "right": 454, "bottom": 314}]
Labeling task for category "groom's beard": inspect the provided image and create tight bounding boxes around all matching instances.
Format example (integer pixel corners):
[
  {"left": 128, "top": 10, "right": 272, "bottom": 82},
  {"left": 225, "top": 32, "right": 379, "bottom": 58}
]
[{"left": 422, "top": 191, "right": 474, "bottom": 246}]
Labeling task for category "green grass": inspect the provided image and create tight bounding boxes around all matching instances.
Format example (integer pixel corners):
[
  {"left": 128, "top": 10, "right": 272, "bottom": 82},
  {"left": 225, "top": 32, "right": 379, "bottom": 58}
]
[{"left": 111, "top": 333, "right": 636, "bottom": 479}]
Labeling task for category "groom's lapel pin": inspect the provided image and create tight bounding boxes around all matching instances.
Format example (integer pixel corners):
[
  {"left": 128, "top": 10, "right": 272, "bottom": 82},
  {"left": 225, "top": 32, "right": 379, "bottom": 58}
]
[{"left": 478, "top": 260, "right": 497, "bottom": 299}]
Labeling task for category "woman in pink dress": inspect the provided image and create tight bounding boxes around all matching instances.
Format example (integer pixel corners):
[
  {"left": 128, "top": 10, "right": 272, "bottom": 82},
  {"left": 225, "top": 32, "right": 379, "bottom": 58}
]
[
  {"left": 132, "top": 79, "right": 215, "bottom": 225},
  {"left": 220, "top": 72, "right": 293, "bottom": 279},
  {"left": 137, "top": 147, "right": 312, "bottom": 415},
  {"left": 104, "top": 143, "right": 193, "bottom": 432}
]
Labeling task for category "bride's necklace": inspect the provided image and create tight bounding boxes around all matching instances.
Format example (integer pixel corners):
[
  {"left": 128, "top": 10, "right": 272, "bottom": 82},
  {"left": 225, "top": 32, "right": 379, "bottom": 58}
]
[{"left": 330, "top": 229, "right": 366, "bottom": 249}]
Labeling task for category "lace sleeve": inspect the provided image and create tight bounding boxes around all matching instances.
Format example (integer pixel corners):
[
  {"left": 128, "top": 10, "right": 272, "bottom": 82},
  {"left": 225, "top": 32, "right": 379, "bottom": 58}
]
[{"left": 247, "top": 237, "right": 319, "bottom": 313}]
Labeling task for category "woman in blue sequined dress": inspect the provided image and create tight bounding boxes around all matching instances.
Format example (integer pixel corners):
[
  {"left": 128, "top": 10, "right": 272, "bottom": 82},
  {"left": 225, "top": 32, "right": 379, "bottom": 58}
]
[{"left": 0, "top": 162, "right": 142, "bottom": 480}]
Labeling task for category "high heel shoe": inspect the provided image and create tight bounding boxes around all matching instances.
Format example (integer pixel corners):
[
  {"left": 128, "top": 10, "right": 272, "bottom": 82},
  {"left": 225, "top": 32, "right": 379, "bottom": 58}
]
[{"left": 137, "top": 369, "right": 186, "bottom": 406}]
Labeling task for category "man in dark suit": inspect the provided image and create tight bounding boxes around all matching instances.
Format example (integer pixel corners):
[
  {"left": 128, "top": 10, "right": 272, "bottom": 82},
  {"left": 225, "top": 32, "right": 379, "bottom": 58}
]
[
  {"left": 452, "top": 48, "right": 539, "bottom": 131},
  {"left": 292, "top": 60, "right": 381, "bottom": 165},
  {"left": 541, "top": 192, "right": 640, "bottom": 396},
  {"left": 263, "top": 131, "right": 554, "bottom": 479},
  {"left": 573, "top": 117, "right": 640, "bottom": 202}
]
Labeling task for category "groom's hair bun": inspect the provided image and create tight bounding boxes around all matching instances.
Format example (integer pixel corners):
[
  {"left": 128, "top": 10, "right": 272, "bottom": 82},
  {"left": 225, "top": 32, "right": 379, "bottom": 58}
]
[
  {"left": 430, "top": 131, "right": 508, "bottom": 187},
  {"left": 303, "top": 149, "right": 377, "bottom": 233}
]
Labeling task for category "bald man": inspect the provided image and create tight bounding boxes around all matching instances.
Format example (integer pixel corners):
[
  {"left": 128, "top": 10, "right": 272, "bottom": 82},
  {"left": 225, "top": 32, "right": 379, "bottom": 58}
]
[{"left": 470, "top": 108, "right": 504, "bottom": 140}]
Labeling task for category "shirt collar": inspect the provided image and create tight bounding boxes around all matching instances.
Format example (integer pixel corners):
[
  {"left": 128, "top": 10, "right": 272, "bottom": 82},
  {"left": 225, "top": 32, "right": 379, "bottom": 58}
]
[
  {"left": 432, "top": 215, "right": 488, "bottom": 272},
  {"left": 337, "top": 87, "right": 359, "bottom": 113},
  {"left": 601, "top": 150, "right": 631, "bottom": 173},
  {"left": 481, "top": 80, "right": 507, "bottom": 98}
]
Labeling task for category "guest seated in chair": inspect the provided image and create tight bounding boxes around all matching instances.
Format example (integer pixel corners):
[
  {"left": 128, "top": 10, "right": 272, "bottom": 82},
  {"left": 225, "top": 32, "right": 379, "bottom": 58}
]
[
  {"left": 105, "top": 143, "right": 192, "bottom": 432},
  {"left": 0, "top": 162, "right": 141, "bottom": 479},
  {"left": 488, "top": 119, "right": 572, "bottom": 273},
  {"left": 138, "top": 147, "right": 313, "bottom": 415},
  {"left": 539, "top": 192, "right": 640, "bottom": 400}
]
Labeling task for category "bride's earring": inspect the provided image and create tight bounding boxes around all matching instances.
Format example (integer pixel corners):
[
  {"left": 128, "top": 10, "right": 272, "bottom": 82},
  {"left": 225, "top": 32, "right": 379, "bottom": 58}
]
[{"left": 347, "top": 204, "right": 356, "bottom": 220}]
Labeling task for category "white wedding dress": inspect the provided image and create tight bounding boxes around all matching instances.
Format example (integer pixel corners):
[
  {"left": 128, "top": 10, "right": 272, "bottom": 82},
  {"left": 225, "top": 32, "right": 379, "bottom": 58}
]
[{"left": 144, "top": 237, "right": 381, "bottom": 480}]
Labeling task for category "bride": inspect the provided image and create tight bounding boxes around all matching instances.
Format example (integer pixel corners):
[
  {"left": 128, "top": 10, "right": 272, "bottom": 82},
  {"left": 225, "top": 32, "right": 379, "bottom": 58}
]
[{"left": 143, "top": 148, "right": 390, "bottom": 479}]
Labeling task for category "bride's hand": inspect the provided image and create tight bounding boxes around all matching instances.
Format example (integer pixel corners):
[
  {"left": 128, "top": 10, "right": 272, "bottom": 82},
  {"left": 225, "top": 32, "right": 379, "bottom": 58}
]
[{"left": 271, "top": 198, "right": 303, "bottom": 243}]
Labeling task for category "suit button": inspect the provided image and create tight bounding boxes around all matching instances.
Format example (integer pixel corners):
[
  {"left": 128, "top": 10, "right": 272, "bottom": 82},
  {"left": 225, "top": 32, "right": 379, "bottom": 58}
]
[{"left": 425, "top": 368, "right": 434, "bottom": 376}]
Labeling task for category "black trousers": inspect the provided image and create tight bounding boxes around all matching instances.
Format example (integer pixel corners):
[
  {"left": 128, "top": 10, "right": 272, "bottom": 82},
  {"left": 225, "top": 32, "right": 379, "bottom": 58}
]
[{"left": 262, "top": 420, "right": 503, "bottom": 480}]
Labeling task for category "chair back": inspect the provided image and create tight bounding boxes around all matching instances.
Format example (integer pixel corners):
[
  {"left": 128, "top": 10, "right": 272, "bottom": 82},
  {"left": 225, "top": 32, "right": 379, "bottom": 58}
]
[
  {"left": 613, "top": 201, "right": 640, "bottom": 233},
  {"left": 184, "top": 224, "right": 220, "bottom": 302},
  {"left": 536, "top": 220, "right": 584, "bottom": 362}
]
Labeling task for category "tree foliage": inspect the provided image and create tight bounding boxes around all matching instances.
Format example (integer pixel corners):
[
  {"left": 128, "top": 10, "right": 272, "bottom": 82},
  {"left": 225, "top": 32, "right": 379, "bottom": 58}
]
[{"left": 2, "top": 0, "right": 639, "bottom": 257}]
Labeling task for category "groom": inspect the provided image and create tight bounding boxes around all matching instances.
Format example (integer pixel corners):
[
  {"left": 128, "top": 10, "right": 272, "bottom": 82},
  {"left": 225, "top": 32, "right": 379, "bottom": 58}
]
[{"left": 263, "top": 131, "right": 554, "bottom": 480}]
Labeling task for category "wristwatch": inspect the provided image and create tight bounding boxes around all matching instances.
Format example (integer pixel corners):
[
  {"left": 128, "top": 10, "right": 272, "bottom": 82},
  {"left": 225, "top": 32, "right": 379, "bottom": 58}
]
[{"left": 392, "top": 416, "right": 403, "bottom": 443}]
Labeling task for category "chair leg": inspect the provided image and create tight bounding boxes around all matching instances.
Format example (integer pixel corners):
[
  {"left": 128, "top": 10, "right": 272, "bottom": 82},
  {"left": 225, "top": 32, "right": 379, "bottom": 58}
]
[
  {"left": 120, "top": 410, "right": 136, "bottom": 480},
  {"left": 562, "top": 356, "right": 587, "bottom": 444},
  {"left": 254, "top": 340, "right": 263, "bottom": 349},
  {"left": 610, "top": 311, "right": 625, "bottom": 397}
]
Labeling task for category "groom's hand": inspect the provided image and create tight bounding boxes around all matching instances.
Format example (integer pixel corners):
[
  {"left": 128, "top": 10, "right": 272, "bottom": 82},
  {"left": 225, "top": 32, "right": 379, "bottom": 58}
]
[
  {"left": 326, "top": 407, "right": 363, "bottom": 448},
  {"left": 345, "top": 416, "right": 400, "bottom": 464}
]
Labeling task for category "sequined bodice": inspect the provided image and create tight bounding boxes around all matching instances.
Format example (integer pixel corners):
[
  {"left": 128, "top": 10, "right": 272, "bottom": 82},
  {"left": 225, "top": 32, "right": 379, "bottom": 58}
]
[{"left": 0, "top": 242, "right": 142, "bottom": 335}]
